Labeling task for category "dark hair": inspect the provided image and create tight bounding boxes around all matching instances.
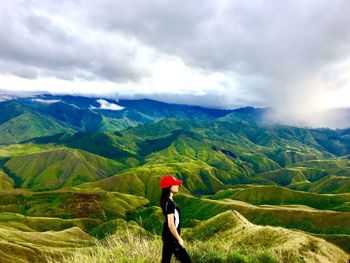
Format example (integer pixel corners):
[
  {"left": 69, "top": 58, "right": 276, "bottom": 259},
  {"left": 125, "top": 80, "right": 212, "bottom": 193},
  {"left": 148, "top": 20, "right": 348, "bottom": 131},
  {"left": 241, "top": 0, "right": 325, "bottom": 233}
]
[{"left": 160, "top": 186, "right": 172, "bottom": 214}]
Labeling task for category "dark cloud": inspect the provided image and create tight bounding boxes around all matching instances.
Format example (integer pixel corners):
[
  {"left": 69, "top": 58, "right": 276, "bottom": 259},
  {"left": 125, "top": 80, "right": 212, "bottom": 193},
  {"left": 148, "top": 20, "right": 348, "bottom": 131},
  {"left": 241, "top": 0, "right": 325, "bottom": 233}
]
[
  {"left": 2, "top": 0, "right": 350, "bottom": 81},
  {"left": 0, "top": 1, "right": 149, "bottom": 81},
  {"left": 0, "top": 0, "right": 350, "bottom": 128}
]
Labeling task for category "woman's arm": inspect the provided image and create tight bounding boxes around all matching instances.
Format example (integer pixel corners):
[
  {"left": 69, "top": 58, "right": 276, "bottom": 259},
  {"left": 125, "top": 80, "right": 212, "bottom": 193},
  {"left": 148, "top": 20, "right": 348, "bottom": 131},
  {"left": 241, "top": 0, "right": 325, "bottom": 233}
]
[{"left": 167, "top": 214, "right": 184, "bottom": 246}]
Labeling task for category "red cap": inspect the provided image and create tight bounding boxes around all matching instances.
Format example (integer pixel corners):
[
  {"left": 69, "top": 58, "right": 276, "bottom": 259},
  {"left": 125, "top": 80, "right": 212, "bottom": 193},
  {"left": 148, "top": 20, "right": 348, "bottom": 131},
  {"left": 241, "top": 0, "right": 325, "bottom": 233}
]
[{"left": 160, "top": 175, "right": 183, "bottom": 189}]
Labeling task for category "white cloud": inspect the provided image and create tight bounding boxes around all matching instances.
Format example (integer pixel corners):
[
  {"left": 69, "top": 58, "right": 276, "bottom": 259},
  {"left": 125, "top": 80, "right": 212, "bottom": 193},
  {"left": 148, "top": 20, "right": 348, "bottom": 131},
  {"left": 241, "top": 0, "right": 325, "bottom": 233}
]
[
  {"left": 92, "top": 99, "right": 124, "bottom": 111},
  {"left": 0, "top": 93, "right": 15, "bottom": 101},
  {"left": 31, "top": 98, "right": 61, "bottom": 104}
]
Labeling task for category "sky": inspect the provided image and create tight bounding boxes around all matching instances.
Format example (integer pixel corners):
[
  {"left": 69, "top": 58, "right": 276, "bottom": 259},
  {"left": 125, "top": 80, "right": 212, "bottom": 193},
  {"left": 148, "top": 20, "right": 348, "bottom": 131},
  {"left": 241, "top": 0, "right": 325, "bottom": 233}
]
[{"left": 0, "top": 0, "right": 350, "bottom": 127}]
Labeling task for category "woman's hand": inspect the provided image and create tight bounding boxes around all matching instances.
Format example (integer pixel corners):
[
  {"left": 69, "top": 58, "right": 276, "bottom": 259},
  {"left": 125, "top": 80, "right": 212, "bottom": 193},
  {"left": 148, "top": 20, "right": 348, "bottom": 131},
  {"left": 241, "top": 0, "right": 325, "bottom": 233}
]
[{"left": 178, "top": 237, "right": 185, "bottom": 248}]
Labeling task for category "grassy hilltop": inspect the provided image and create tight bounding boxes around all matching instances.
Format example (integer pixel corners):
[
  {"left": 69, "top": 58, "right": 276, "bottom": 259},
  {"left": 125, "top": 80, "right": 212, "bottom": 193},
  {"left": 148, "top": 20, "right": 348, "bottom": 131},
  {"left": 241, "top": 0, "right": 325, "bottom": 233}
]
[{"left": 1, "top": 210, "right": 347, "bottom": 263}]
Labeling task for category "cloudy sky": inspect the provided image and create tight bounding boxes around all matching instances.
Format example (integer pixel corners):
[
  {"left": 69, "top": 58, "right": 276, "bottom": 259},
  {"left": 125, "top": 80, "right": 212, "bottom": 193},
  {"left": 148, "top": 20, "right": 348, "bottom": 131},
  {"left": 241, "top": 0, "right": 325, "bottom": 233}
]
[{"left": 1, "top": 0, "right": 350, "bottom": 127}]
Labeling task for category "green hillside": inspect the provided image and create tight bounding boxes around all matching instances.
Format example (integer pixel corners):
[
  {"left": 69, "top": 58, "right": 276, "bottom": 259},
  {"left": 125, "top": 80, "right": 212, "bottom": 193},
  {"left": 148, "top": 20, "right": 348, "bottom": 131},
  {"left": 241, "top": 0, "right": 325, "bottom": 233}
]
[
  {"left": 21, "top": 117, "right": 347, "bottom": 189},
  {"left": 35, "top": 102, "right": 103, "bottom": 132},
  {"left": 77, "top": 161, "right": 229, "bottom": 204},
  {"left": 124, "top": 118, "right": 340, "bottom": 171},
  {"left": 0, "top": 101, "right": 25, "bottom": 125},
  {"left": 183, "top": 210, "right": 348, "bottom": 262},
  {"left": 209, "top": 185, "right": 350, "bottom": 211},
  {"left": 2, "top": 210, "right": 346, "bottom": 263},
  {"left": 98, "top": 115, "right": 139, "bottom": 131},
  {"left": 0, "top": 226, "right": 95, "bottom": 263},
  {"left": 0, "top": 170, "right": 14, "bottom": 190},
  {"left": 254, "top": 164, "right": 350, "bottom": 193},
  {"left": 43, "top": 210, "right": 349, "bottom": 263},
  {"left": 173, "top": 193, "right": 350, "bottom": 235},
  {"left": 0, "top": 143, "right": 61, "bottom": 158},
  {"left": 0, "top": 111, "right": 73, "bottom": 145},
  {"left": 308, "top": 175, "right": 350, "bottom": 194},
  {"left": 255, "top": 167, "right": 329, "bottom": 186},
  {"left": 0, "top": 212, "right": 101, "bottom": 233},
  {"left": 77, "top": 157, "right": 278, "bottom": 205},
  {"left": 288, "top": 159, "right": 350, "bottom": 176},
  {"left": 0, "top": 189, "right": 148, "bottom": 222},
  {"left": 1, "top": 148, "right": 125, "bottom": 190},
  {"left": 30, "top": 132, "right": 138, "bottom": 163}
]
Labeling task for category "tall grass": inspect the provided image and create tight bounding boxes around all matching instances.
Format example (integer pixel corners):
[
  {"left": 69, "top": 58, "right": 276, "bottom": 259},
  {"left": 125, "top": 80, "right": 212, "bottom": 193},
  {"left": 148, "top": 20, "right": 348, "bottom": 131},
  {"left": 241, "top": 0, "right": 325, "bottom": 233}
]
[{"left": 46, "top": 226, "right": 280, "bottom": 263}]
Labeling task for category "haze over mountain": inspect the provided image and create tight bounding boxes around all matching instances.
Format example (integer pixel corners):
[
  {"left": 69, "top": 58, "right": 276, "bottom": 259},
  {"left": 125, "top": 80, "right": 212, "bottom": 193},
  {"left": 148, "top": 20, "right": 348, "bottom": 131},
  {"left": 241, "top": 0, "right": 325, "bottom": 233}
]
[{"left": 1, "top": 92, "right": 350, "bottom": 129}]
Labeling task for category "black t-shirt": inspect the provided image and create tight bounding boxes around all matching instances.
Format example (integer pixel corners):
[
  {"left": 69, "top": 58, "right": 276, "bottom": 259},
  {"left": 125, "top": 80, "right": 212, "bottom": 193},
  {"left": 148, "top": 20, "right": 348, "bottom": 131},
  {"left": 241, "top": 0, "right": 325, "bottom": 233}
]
[{"left": 161, "top": 198, "right": 181, "bottom": 241}]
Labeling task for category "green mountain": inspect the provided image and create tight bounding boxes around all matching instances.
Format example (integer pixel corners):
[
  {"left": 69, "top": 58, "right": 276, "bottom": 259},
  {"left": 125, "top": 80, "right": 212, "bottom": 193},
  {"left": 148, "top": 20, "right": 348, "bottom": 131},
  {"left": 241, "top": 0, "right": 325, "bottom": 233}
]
[
  {"left": 1, "top": 95, "right": 350, "bottom": 262},
  {"left": 208, "top": 185, "right": 350, "bottom": 211},
  {"left": 173, "top": 193, "right": 350, "bottom": 236},
  {"left": 0, "top": 101, "right": 73, "bottom": 145},
  {"left": 4, "top": 115, "right": 347, "bottom": 197},
  {"left": 307, "top": 175, "right": 350, "bottom": 194},
  {"left": 183, "top": 210, "right": 348, "bottom": 262},
  {"left": 1, "top": 148, "right": 125, "bottom": 190},
  {"left": 0, "top": 188, "right": 148, "bottom": 222},
  {"left": 288, "top": 159, "right": 350, "bottom": 176},
  {"left": 35, "top": 101, "right": 104, "bottom": 131},
  {"left": 0, "top": 225, "right": 95, "bottom": 263},
  {"left": 0, "top": 100, "right": 25, "bottom": 124},
  {"left": 0, "top": 169, "right": 14, "bottom": 190},
  {"left": 254, "top": 167, "right": 329, "bottom": 186},
  {"left": 30, "top": 132, "right": 138, "bottom": 163}
]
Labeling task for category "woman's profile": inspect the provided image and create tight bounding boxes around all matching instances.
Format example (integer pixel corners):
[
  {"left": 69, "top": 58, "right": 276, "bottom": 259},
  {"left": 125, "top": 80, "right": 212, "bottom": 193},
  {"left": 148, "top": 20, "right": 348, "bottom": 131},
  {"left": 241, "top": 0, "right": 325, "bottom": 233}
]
[{"left": 159, "top": 175, "right": 192, "bottom": 263}]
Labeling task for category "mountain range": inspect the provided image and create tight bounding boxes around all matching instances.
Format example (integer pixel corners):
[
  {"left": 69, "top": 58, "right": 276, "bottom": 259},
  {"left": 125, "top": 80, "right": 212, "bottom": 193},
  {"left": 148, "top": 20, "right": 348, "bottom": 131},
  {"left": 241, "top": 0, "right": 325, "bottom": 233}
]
[{"left": 0, "top": 94, "right": 349, "bottom": 262}]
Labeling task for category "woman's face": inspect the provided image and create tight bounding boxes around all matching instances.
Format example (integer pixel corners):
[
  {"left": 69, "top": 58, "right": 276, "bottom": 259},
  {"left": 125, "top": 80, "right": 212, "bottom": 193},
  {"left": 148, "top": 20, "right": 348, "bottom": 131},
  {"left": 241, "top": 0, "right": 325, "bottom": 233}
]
[{"left": 170, "top": 184, "right": 179, "bottom": 193}]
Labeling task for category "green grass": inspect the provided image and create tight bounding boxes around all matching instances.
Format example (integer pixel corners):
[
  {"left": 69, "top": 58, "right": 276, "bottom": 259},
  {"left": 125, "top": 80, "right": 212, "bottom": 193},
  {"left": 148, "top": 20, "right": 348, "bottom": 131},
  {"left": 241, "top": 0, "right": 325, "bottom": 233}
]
[
  {"left": 173, "top": 193, "right": 350, "bottom": 235},
  {"left": 125, "top": 205, "right": 164, "bottom": 235},
  {"left": 210, "top": 185, "right": 350, "bottom": 211},
  {"left": 0, "top": 143, "right": 61, "bottom": 158},
  {"left": 0, "top": 225, "right": 95, "bottom": 263},
  {"left": 0, "top": 212, "right": 101, "bottom": 233},
  {"left": 0, "top": 189, "right": 149, "bottom": 221},
  {"left": 183, "top": 210, "right": 348, "bottom": 262},
  {"left": 255, "top": 167, "right": 330, "bottom": 187},
  {"left": 312, "top": 233, "right": 350, "bottom": 254},
  {"left": 78, "top": 161, "right": 231, "bottom": 204},
  {"left": 0, "top": 169, "right": 14, "bottom": 190},
  {"left": 32, "top": 132, "right": 138, "bottom": 162},
  {"left": 89, "top": 218, "right": 153, "bottom": 239},
  {"left": 0, "top": 110, "right": 73, "bottom": 145},
  {"left": 288, "top": 159, "right": 350, "bottom": 176},
  {"left": 42, "top": 210, "right": 348, "bottom": 263},
  {"left": 308, "top": 175, "right": 350, "bottom": 194},
  {"left": 2, "top": 147, "right": 125, "bottom": 190}
]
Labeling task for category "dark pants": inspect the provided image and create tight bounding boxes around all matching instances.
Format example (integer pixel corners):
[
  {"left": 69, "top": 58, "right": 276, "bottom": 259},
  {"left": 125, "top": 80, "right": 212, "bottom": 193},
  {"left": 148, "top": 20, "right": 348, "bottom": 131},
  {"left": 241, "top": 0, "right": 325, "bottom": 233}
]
[{"left": 161, "top": 238, "right": 191, "bottom": 263}]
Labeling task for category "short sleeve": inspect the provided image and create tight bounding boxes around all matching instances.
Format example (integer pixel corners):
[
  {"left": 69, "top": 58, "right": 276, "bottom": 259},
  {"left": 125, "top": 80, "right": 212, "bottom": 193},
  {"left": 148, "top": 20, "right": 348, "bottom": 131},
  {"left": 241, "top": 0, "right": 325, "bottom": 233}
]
[{"left": 165, "top": 200, "right": 175, "bottom": 215}]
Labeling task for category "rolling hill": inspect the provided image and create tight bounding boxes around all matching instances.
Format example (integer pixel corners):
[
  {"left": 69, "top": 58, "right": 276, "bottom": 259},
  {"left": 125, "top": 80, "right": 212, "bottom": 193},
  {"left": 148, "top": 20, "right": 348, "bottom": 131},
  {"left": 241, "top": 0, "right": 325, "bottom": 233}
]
[
  {"left": 1, "top": 94, "right": 350, "bottom": 262},
  {"left": 4, "top": 210, "right": 345, "bottom": 263},
  {"left": 208, "top": 185, "right": 350, "bottom": 211},
  {"left": 1, "top": 148, "right": 125, "bottom": 190},
  {"left": 0, "top": 101, "right": 73, "bottom": 145},
  {"left": 0, "top": 226, "right": 95, "bottom": 263},
  {"left": 0, "top": 170, "right": 14, "bottom": 190},
  {"left": 0, "top": 189, "right": 148, "bottom": 222},
  {"left": 307, "top": 175, "right": 350, "bottom": 194},
  {"left": 183, "top": 210, "right": 348, "bottom": 263}
]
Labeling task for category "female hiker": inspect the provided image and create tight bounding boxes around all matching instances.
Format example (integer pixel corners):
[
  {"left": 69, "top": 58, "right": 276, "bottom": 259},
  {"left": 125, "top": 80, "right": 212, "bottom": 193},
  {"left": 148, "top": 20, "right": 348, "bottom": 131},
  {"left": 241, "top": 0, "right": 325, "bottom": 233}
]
[{"left": 159, "top": 175, "right": 192, "bottom": 263}]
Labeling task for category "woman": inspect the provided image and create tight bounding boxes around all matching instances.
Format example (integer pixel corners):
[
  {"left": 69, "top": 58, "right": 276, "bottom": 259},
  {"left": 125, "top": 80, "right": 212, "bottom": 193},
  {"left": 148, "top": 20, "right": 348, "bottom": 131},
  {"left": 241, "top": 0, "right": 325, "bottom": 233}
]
[{"left": 159, "top": 175, "right": 192, "bottom": 263}]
